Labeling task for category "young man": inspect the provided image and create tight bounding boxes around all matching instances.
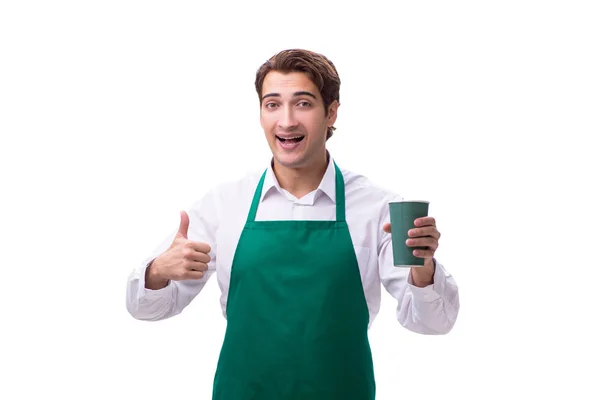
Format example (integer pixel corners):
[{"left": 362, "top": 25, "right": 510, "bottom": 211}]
[{"left": 126, "top": 49, "right": 460, "bottom": 400}]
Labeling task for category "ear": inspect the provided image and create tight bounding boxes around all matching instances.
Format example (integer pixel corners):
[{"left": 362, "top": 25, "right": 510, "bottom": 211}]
[{"left": 326, "top": 100, "right": 339, "bottom": 127}]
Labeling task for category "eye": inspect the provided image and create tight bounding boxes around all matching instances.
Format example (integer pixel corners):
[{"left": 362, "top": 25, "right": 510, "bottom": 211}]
[
  {"left": 265, "top": 102, "right": 278, "bottom": 109},
  {"left": 298, "top": 101, "right": 312, "bottom": 108}
]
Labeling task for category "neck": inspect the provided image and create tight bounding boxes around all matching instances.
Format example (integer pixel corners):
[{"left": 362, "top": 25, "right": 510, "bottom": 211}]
[{"left": 273, "top": 151, "right": 329, "bottom": 199}]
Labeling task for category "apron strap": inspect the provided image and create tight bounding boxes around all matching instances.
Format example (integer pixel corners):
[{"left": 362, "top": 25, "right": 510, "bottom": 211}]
[
  {"left": 246, "top": 161, "right": 346, "bottom": 223},
  {"left": 247, "top": 171, "right": 267, "bottom": 223},
  {"left": 333, "top": 162, "right": 346, "bottom": 222}
]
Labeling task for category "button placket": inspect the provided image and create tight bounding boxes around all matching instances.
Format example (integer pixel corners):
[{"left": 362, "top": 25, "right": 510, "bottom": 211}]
[{"left": 292, "top": 202, "right": 300, "bottom": 220}]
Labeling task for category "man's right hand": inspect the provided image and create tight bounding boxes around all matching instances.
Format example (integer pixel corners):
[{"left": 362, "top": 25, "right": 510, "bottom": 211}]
[{"left": 145, "top": 211, "right": 212, "bottom": 290}]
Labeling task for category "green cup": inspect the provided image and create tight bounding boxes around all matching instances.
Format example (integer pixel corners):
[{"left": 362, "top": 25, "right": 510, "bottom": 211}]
[{"left": 389, "top": 200, "right": 430, "bottom": 267}]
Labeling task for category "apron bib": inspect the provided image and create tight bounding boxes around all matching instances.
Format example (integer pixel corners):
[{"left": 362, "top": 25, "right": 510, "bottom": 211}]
[{"left": 212, "top": 163, "right": 375, "bottom": 400}]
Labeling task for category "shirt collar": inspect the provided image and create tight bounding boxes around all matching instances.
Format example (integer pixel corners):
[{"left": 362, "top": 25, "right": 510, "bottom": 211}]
[{"left": 260, "top": 152, "right": 337, "bottom": 203}]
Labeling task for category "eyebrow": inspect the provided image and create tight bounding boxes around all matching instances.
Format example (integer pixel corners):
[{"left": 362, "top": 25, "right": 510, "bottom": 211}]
[{"left": 261, "top": 91, "right": 317, "bottom": 101}]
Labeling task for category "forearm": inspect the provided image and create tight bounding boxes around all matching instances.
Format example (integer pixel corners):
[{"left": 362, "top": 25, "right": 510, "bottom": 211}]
[
  {"left": 379, "top": 242, "right": 460, "bottom": 335},
  {"left": 126, "top": 261, "right": 178, "bottom": 321},
  {"left": 127, "top": 195, "right": 219, "bottom": 321},
  {"left": 126, "top": 258, "right": 213, "bottom": 321},
  {"left": 397, "top": 261, "right": 459, "bottom": 334}
]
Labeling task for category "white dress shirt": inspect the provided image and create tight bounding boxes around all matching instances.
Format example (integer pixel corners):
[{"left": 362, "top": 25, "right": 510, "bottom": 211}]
[{"left": 126, "top": 155, "right": 459, "bottom": 334}]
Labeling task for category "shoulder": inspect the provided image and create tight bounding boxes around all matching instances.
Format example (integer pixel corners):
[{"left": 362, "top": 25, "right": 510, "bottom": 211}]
[
  {"left": 339, "top": 166, "right": 403, "bottom": 205},
  {"left": 189, "top": 168, "right": 264, "bottom": 213},
  {"left": 337, "top": 165, "right": 403, "bottom": 246},
  {"left": 209, "top": 168, "right": 264, "bottom": 203},
  {"left": 213, "top": 169, "right": 264, "bottom": 201},
  {"left": 337, "top": 165, "right": 404, "bottom": 228}
]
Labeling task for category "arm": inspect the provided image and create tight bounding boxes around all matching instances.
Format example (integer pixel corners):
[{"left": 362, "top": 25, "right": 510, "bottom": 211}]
[
  {"left": 377, "top": 208, "right": 460, "bottom": 335},
  {"left": 125, "top": 191, "right": 219, "bottom": 321}
]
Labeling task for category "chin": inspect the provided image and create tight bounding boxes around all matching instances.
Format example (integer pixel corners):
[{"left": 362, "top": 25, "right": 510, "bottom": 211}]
[{"left": 274, "top": 155, "right": 305, "bottom": 169}]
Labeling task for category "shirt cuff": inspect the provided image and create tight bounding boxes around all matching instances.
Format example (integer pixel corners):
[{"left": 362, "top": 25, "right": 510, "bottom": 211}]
[{"left": 407, "top": 258, "right": 447, "bottom": 302}]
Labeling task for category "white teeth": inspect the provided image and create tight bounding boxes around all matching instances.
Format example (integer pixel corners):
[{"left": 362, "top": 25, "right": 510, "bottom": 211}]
[{"left": 279, "top": 136, "right": 303, "bottom": 140}]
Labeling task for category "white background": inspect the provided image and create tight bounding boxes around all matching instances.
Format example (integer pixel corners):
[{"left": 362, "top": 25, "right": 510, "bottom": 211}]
[{"left": 1, "top": 1, "right": 599, "bottom": 399}]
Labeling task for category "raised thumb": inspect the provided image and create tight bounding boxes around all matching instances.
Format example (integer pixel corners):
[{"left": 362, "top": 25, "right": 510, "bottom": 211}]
[{"left": 177, "top": 210, "right": 190, "bottom": 239}]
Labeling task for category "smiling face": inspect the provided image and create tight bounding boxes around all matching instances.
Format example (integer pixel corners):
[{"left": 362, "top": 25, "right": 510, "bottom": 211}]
[{"left": 260, "top": 71, "right": 338, "bottom": 171}]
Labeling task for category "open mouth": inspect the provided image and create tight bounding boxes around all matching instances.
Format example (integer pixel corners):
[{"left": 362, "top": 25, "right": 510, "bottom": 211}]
[{"left": 276, "top": 135, "right": 305, "bottom": 144}]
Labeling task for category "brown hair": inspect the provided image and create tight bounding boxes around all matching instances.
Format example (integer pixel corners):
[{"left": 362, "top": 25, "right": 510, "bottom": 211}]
[{"left": 255, "top": 49, "right": 341, "bottom": 140}]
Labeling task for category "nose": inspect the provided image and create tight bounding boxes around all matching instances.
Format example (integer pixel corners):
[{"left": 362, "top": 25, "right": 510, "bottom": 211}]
[{"left": 278, "top": 105, "right": 299, "bottom": 131}]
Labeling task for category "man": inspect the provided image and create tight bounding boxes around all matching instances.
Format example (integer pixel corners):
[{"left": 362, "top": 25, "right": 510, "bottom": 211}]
[{"left": 126, "top": 49, "right": 460, "bottom": 400}]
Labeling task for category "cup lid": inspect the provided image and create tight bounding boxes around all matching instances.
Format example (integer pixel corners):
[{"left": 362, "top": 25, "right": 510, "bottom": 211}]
[{"left": 389, "top": 200, "right": 429, "bottom": 204}]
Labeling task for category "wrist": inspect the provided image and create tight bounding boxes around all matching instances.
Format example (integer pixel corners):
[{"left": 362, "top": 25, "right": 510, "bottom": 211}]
[
  {"left": 410, "top": 260, "right": 435, "bottom": 288},
  {"left": 145, "top": 260, "right": 169, "bottom": 290}
]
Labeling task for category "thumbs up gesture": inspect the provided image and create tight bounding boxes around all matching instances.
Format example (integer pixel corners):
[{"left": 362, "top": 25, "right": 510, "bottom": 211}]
[{"left": 145, "top": 211, "right": 212, "bottom": 289}]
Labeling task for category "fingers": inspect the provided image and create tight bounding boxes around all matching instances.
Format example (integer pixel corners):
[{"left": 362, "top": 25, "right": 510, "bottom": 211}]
[
  {"left": 177, "top": 211, "right": 190, "bottom": 239},
  {"left": 191, "top": 251, "right": 211, "bottom": 264},
  {"left": 383, "top": 216, "right": 441, "bottom": 260},
  {"left": 180, "top": 256, "right": 209, "bottom": 273},
  {"left": 408, "top": 226, "right": 441, "bottom": 240},
  {"left": 174, "top": 269, "right": 206, "bottom": 280},
  {"left": 412, "top": 248, "right": 436, "bottom": 259},
  {"left": 414, "top": 217, "right": 436, "bottom": 227},
  {"left": 182, "top": 245, "right": 211, "bottom": 263},
  {"left": 184, "top": 270, "right": 206, "bottom": 280},
  {"left": 188, "top": 241, "right": 211, "bottom": 254},
  {"left": 406, "top": 237, "right": 438, "bottom": 252},
  {"left": 383, "top": 222, "right": 441, "bottom": 240},
  {"left": 187, "top": 261, "right": 209, "bottom": 272}
]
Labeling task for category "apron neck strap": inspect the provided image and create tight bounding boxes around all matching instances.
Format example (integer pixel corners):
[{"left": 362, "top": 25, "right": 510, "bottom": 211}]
[
  {"left": 333, "top": 162, "right": 345, "bottom": 222},
  {"left": 247, "top": 161, "right": 346, "bottom": 222}
]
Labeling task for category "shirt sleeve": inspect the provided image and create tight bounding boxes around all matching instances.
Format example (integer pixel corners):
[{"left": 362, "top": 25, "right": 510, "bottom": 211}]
[
  {"left": 377, "top": 198, "right": 460, "bottom": 335},
  {"left": 125, "top": 189, "right": 219, "bottom": 321}
]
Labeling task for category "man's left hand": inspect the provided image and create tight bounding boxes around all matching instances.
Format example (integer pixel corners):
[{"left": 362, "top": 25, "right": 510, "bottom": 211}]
[{"left": 383, "top": 217, "right": 441, "bottom": 287}]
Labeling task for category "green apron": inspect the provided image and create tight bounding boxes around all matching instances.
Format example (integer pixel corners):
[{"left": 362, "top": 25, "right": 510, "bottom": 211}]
[{"left": 212, "top": 163, "right": 375, "bottom": 400}]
